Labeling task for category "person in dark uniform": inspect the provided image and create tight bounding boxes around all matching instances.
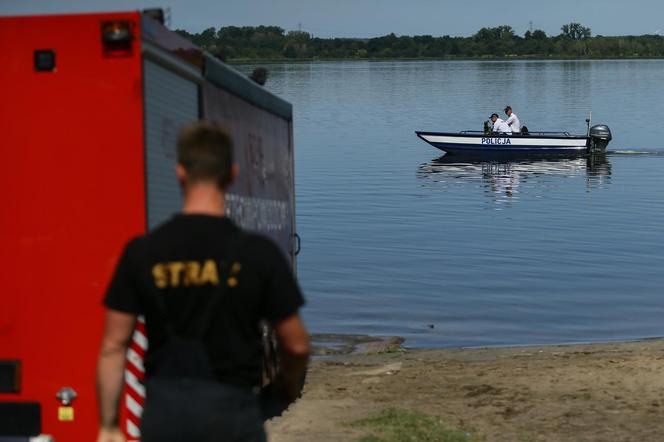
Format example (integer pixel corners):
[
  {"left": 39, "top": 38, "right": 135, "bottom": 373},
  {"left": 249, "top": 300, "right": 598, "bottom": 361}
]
[{"left": 96, "top": 122, "right": 309, "bottom": 442}]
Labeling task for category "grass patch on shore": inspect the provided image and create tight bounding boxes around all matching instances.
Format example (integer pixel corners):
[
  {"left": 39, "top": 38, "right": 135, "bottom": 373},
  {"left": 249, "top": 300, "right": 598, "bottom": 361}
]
[{"left": 347, "top": 408, "right": 476, "bottom": 442}]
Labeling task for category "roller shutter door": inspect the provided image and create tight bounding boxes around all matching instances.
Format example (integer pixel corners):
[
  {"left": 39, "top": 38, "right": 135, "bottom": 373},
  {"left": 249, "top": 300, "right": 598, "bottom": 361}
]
[{"left": 143, "top": 59, "right": 199, "bottom": 230}]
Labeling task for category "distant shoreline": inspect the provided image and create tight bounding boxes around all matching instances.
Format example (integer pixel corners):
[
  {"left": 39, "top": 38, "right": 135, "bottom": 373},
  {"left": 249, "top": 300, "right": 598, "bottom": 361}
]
[
  {"left": 228, "top": 55, "right": 664, "bottom": 64},
  {"left": 177, "top": 24, "right": 664, "bottom": 64}
]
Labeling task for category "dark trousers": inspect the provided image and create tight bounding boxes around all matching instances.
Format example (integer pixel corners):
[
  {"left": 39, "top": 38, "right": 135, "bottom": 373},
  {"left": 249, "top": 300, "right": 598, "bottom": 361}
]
[{"left": 140, "top": 378, "right": 267, "bottom": 442}]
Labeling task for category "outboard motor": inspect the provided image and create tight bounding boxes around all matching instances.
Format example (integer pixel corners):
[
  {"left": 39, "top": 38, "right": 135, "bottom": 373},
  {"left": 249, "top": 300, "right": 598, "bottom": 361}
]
[{"left": 589, "top": 124, "right": 612, "bottom": 152}]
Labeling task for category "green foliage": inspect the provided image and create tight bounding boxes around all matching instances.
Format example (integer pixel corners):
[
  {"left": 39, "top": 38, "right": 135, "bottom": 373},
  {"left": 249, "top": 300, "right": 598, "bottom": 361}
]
[
  {"left": 561, "top": 22, "right": 592, "bottom": 40},
  {"left": 524, "top": 29, "right": 547, "bottom": 40},
  {"left": 474, "top": 25, "right": 515, "bottom": 42},
  {"left": 348, "top": 408, "right": 476, "bottom": 442},
  {"left": 175, "top": 23, "right": 664, "bottom": 60}
]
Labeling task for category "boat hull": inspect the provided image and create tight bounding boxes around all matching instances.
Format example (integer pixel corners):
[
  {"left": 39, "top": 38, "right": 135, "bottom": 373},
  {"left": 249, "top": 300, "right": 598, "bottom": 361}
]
[{"left": 416, "top": 131, "right": 592, "bottom": 156}]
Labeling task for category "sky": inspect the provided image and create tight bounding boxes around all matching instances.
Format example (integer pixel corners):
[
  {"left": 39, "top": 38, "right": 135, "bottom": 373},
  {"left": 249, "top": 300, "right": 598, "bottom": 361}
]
[{"left": 1, "top": 0, "right": 662, "bottom": 38}]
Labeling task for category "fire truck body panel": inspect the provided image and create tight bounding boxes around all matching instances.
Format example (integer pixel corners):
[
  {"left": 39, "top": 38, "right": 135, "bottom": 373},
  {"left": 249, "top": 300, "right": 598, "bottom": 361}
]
[
  {"left": 0, "top": 10, "right": 295, "bottom": 441},
  {"left": 0, "top": 12, "right": 146, "bottom": 440}
]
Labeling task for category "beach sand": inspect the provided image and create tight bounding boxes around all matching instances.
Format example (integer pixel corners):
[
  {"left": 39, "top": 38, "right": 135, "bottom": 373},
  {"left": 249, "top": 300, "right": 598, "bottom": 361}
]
[{"left": 267, "top": 338, "right": 664, "bottom": 441}]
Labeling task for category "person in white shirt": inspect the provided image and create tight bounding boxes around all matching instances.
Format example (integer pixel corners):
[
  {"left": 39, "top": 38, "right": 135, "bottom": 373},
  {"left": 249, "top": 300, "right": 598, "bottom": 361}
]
[
  {"left": 504, "top": 106, "right": 521, "bottom": 133},
  {"left": 490, "top": 113, "right": 512, "bottom": 134}
]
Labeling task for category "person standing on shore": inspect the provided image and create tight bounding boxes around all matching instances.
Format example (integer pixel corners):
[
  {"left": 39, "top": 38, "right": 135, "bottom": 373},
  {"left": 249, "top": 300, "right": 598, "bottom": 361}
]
[
  {"left": 96, "top": 121, "right": 309, "bottom": 442},
  {"left": 504, "top": 106, "right": 521, "bottom": 133}
]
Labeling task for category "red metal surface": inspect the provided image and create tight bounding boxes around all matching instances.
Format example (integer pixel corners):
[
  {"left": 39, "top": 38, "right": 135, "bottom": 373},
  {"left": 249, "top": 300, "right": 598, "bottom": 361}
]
[{"left": 0, "top": 12, "right": 145, "bottom": 440}]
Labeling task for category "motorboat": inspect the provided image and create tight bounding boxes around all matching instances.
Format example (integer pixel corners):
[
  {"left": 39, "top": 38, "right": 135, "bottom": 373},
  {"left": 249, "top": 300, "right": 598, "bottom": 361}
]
[{"left": 416, "top": 123, "right": 612, "bottom": 156}]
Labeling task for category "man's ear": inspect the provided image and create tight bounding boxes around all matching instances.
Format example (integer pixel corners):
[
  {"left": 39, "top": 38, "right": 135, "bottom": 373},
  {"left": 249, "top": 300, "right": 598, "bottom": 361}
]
[
  {"left": 229, "top": 163, "right": 239, "bottom": 185},
  {"left": 175, "top": 163, "right": 187, "bottom": 187}
]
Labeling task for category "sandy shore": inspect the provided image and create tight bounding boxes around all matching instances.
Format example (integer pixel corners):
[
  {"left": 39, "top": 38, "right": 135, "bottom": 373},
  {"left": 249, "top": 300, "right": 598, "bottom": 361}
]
[{"left": 267, "top": 337, "right": 664, "bottom": 441}]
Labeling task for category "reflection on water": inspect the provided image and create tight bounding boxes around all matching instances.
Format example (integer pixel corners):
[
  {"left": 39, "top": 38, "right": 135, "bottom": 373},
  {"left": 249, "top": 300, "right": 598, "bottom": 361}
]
[{"left": 418, "top": 154, "right": 611, "bottom": 207}]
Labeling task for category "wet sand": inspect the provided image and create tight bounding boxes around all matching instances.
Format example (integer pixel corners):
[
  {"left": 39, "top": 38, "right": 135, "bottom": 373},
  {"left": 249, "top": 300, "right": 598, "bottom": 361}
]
[{"left": 267, "top": 337, "right": 664, "bottom": 441}]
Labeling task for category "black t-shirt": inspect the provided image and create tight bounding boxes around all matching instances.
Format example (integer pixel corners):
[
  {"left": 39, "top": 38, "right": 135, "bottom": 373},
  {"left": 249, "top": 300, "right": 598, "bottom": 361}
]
[{"left": 104, "top": 214, "right": 304, "bottom": 387}]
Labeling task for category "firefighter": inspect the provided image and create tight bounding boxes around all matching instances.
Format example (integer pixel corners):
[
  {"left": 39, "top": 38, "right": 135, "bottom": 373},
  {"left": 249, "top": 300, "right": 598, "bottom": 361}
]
[{"left": 96, "top": 122, "right": 309, "bottom": 442}]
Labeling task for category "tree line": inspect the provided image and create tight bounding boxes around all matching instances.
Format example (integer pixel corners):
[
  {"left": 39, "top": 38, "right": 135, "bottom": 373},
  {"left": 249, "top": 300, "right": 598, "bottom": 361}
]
[{"left": 175, "top": 23, "right": 664, "bottom": 61}]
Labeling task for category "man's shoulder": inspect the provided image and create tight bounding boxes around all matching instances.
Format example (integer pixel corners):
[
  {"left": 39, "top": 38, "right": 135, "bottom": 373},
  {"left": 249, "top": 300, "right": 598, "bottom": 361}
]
[
  {"left": 121, "top": 235, "right": 148, "bottom": 257},
  {"left": 231, "top": 231, "right": 293, "bottom": 281},
  {"left": 145, "top": 216, "right": 184, "bottom": 237},
  {"left": 143, "top": 215, "right": 230, "bottom": 242},
  {"left": 237, "top": 231, "right": 286, "bottom": 259},
  {"left": 139, "top": 216, "right": 289, "bottom": 262}
]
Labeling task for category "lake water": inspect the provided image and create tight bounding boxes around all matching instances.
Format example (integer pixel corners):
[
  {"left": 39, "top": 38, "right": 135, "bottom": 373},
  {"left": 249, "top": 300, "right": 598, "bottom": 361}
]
[{"left": 240, "top": 60, "right": 664, "bottom": 347}]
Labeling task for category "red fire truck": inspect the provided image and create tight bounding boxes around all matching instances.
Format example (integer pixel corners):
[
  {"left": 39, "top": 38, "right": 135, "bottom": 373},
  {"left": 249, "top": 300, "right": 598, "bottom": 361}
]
[{"left": 0, "top": 9, "right": 297, "bottom": 441}]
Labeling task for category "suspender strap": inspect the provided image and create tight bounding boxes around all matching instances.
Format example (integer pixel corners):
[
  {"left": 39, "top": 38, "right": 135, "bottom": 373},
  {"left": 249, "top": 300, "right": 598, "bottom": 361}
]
[{"left": 191, "top": 232, "right": 244, "bottom": 340}]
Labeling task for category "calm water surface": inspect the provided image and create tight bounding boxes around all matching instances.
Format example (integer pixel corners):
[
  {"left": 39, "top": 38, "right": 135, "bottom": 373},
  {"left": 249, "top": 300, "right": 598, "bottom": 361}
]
[{"left": 241, "top": 60, "right": 664, "bottom": 347}]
